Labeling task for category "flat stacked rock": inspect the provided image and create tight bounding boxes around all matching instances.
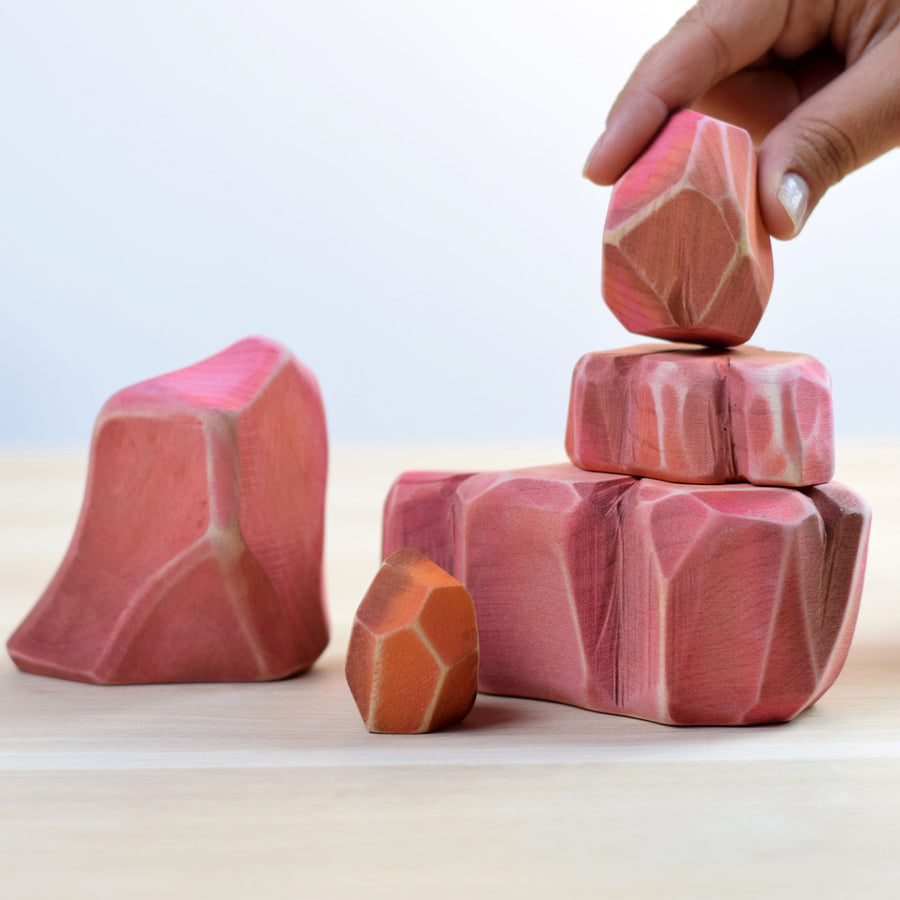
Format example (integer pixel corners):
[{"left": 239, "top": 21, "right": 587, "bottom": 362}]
[
  {"left": 566, "top": 343, "right": 834, "bottom": 486},
  {"left": 7, "top": 337, "right": 329, "bottom": 684},
  {"left": 382, "top": 110, "right": 871, "bottom": 726}
]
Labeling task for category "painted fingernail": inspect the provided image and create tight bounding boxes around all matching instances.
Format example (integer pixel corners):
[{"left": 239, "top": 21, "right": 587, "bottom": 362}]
[
  {"left": 777, "top": 172, "right": 809, "bottom": 235},
  {"left": 582, "top": 132, "right": 606, "bottom": 179}
]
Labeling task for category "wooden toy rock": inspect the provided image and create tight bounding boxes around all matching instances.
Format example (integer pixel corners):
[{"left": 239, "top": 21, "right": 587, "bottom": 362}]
[
  {"left": 602, "top": 109, "right": 774, "bottom": 346},
  {"left": 346, "top": 548, "right": 479, "bottom": 734},
  {"left": 7, "top": 337, "right": 330, "bottom": 684},
  {"left": 381, "top": 110, "right": 871, "bottom": 726}
]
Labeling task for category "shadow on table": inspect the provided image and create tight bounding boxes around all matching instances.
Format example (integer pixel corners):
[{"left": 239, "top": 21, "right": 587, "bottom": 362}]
[{"left": 456, "top": 695, "right": 546, "bottom": 732}]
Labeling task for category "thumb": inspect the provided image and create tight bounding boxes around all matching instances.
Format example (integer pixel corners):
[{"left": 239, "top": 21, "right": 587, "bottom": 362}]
[{"left": 757, "top": 32, "right": 900, "bottom": 240}]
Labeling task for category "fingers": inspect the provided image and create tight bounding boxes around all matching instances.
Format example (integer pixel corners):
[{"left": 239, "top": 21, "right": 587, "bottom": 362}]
[
  {"left": 757, "top": 29, "right": 900, "bottom": 239},
  {"left": 691, "top": 67, "right": 800, "bottom": 144},
  {"left": 583, "top": 0, "right": 789, "bottom": 185},
  {"left": 692, "top": 46, "right": 844, "bottom": 144}
]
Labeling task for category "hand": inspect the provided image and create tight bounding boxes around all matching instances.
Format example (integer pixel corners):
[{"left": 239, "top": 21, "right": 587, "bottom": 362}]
[{"left": 582, "top": 0, "right": 900, "bottom": 239}]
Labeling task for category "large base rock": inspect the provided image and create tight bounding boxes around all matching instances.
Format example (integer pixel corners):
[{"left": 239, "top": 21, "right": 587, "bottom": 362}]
[
  {"left": 383, "top": 464, "right": 869, "bottom": 726},
  {"left": 8, "top": 337, "right": 329, "bottom": 684},
  {"left": 566, "top": 343, "right": 834, "bottom": 486},
  {"left": 603, "top": 109, "right": 773, "bottom": 347}
]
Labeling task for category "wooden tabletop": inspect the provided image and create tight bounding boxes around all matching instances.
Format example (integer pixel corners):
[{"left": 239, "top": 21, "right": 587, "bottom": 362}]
[{"left": 2, "top": 443, "right": 899, "bottom": 899}]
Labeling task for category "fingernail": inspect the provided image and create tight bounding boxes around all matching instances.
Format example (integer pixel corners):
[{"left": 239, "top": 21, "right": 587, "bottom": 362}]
[
  {"left": 582, "top": 132, "right": 606, "bottom": 179},
  {"left": 777, "top": 172, "right": 809, "bottom": 235}
]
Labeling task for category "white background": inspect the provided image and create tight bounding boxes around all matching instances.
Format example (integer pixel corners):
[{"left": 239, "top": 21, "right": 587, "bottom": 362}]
[{"left": 2, "top": 0, "right": 898, "bottom": 446}]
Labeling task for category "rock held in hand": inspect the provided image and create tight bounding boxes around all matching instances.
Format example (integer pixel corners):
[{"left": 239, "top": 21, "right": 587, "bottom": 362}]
[
  {"left": 7, "top": 337, "right": 329, "bottom": 684},
  {"left": 603, "top": 109, "right": 773, "bottom": 346}
]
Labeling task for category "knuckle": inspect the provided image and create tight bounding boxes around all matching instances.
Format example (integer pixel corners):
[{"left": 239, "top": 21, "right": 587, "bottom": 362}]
[
  {"left": 701, "top": 20, "right": 733, "bottom": 79},
  {"left": 677, "top": 4, "right": 733, "bottom": 80},
  {"left": 794, "top": 118, "right": 859, "bottom": 185}
]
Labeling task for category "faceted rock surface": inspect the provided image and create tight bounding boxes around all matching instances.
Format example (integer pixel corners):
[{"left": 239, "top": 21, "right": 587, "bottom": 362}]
[
  {"left": 603, "top": 109, "right": 773, "bottom": 347},
  {"left": 566, "top": 343, "right": 834, "bottom": 486},
  {"left": 383, "top": 465, "right": 869, "bottom": 726},
  {"left": 619, "top": 479, "right": 868, "bottom": 725},
  {"left": 346, "top": 548, "right": 478, "bottom": 734},
  {"left": 7, "top": 337, "right": 329, "bottom": 684}
]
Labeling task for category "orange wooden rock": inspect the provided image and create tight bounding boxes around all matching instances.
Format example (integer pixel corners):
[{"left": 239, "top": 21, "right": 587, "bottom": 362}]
[
  {"left": 603, "top": 109, "right": 773, "bottom": 347},
  {"left": 346, "top": 548, "right": 478, "bottom": 734}
]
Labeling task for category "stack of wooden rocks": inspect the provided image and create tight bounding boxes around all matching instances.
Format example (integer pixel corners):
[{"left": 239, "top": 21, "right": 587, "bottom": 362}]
[{"left": 382, "top": 110, "right": 871, "bottom": 726}]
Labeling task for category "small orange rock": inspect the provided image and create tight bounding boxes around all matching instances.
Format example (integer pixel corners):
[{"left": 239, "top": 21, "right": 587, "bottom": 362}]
[{"left": 346, "top": 548, "right": 479, "bottom": 734}]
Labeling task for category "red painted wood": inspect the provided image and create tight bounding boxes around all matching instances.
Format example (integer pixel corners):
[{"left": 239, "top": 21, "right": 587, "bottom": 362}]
[
  {"left": 566, "top": 343, "right": 834, "bottom": 486},
  {"left": 7, "top": 337, "right": 329, "bottom": 684},
  {"left": 603, "top": 109, "right": 773, "bottom": 347},
  {"left": 346, "top": 548, "right": 478, "bottom": 734},
  {"left": 383, "top": 465, "right": 870, "bottom": 726}
]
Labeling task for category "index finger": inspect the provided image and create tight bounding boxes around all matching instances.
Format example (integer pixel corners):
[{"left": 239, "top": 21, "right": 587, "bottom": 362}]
[{"left": 584, "top": 0, "right": 789, "bottom": 185}]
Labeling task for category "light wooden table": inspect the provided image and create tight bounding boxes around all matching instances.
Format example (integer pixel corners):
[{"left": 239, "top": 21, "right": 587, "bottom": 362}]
[{"left": 2, "top": 444, "right": 899, "bottom": 899}]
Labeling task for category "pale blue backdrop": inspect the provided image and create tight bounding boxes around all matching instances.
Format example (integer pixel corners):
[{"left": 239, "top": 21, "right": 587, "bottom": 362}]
[{"left": 2, "top": 1, "right": 898, "bottom": 445}]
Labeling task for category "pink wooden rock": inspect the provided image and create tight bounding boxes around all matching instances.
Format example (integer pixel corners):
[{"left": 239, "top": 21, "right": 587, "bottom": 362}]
[
  {"left": 566, "top": 343, "right": 834, "bottom": 486},
  {"left": 620, "top": 479, "right": 868, "bottom": 725},
  {"left": 383, "top": 464, "right": 870, "bottom": 726},
  {"left": 7, "top": 337, "right": 329, "bottom": 684},
  {"left": 603, "top": 109, "right": 773, "bottom": 347}
]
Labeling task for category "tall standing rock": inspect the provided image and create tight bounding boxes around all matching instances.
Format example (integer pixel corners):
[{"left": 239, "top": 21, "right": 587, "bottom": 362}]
[{"left": 8, "top": 337, "right": 329, "bottom": 684}]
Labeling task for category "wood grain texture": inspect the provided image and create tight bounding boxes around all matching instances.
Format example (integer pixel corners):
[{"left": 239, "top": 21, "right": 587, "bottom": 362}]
[
  {"left": 603, "top": 110, "right": 773, "bottom": 347},
  {"left": 6, "top": 338, "right": 329, "bottom": 684},
  {"left": 566, "top": 343, "right": 834, "bottom": 486},
  {"left": 383, "top": 464, "right": 870, "bottom": 725}
]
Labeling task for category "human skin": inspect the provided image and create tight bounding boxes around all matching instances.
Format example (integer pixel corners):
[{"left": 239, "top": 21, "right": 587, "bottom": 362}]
[{"left": 583, "top": 0, "right": 900, "bottom": 239}]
